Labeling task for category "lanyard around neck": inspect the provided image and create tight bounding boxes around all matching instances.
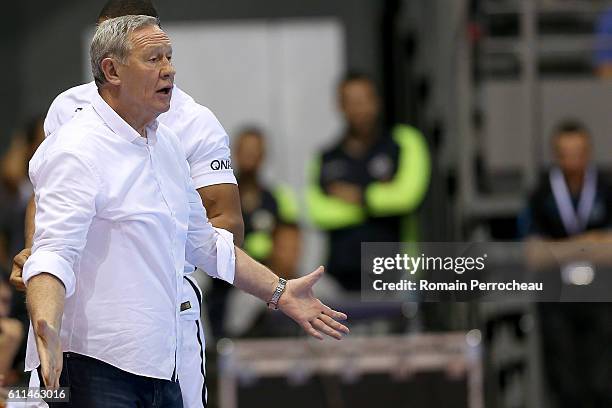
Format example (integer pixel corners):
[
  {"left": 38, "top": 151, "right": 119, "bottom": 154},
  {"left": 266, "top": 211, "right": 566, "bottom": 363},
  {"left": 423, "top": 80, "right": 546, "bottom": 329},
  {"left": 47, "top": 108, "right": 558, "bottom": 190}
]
[{"left": 549, "top": 166, "right": 597, "bottom": 236}]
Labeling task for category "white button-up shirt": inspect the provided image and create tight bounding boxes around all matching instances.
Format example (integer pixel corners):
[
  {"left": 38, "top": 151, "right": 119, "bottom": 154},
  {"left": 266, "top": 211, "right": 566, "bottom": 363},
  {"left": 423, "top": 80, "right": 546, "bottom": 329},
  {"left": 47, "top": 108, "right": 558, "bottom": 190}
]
[
  {"left": 43, "top": 82, "right": 237, "bottom": 278},
  {"left": 22, "top": 90, "right": 235, "bottom": 380},
  {"left": 44, "top": 82, "right": 237, "bottom": 189}
]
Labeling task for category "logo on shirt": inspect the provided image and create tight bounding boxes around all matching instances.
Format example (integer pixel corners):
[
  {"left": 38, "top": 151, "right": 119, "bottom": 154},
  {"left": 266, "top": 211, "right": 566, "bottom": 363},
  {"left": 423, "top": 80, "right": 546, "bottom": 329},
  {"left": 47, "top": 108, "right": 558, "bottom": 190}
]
[
  {"left": 211, "top": 159, "right": 232, "bottom": 171},
  {"left": 368, "top": 154, "right": 394, "bottom": 181}
]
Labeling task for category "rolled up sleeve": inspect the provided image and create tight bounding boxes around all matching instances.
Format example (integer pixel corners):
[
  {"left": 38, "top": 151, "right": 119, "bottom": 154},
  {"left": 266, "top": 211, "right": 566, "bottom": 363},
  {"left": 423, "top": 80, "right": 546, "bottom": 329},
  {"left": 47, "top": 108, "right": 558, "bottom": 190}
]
[
  {"left": 184, "top": 180, "right": 236, "bottom": 284},
  {"left": 23, "top": 149, "right": 101, "bottom": 297},
  {"left": 22, "top": 250, "right": 76, "bottom": 297}
]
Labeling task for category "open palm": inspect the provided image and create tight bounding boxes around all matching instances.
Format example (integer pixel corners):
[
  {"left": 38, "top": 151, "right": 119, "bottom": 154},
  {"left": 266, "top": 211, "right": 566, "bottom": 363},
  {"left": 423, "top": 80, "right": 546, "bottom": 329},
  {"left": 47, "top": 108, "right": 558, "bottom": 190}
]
[{"left": 278, "top": 266, "right": 349, "bottom": 340}]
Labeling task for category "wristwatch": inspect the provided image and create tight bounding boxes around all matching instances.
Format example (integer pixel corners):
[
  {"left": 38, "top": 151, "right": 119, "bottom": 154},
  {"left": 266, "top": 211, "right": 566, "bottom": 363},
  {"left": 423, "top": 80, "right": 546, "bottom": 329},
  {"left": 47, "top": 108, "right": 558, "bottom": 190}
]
[{"left": 267, "top": 277, "right": 287, "bottom": 310}]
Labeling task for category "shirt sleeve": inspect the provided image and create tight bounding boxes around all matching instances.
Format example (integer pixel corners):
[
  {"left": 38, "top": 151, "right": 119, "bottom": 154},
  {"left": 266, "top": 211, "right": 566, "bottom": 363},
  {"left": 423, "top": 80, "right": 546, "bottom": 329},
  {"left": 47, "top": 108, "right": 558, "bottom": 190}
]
[
  {"left": 22, "top": 150, "right": 101, "bottom": 297},
  {"left": 181, "top": 105, "right": 237, "bottom": 189},
  {"left": 43, "top": 96, "right": 66, "bottom": 137},
  {"left": 306, "top": 156, "right": 366, "bottom": 230},
  {"left": 364, "top": 125, "right": 431, "bottom": 217},
  {"left": 184, "top": 177, "right": 236, "bottom": 284}
]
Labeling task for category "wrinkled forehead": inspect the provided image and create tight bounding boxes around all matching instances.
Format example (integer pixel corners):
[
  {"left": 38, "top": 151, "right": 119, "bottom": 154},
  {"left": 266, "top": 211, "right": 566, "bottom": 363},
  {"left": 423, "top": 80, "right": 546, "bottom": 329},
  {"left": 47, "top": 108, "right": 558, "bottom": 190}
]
[{"left": 129, "top": 25, "right": 172, "bottom": 52}]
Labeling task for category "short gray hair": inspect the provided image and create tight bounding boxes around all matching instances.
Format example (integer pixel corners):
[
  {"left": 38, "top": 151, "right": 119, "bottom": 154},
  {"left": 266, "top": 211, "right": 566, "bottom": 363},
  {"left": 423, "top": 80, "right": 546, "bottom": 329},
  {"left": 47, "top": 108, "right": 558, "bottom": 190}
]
[{"left": 90, "top": 15, "right": 160, "bottom": 87}]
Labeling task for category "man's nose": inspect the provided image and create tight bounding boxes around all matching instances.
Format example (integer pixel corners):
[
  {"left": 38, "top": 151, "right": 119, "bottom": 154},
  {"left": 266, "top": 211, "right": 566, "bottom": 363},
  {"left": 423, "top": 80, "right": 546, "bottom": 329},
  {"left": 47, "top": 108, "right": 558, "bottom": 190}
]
[{"left": 161, "top": 59, "right": 176, "bottom": 79}]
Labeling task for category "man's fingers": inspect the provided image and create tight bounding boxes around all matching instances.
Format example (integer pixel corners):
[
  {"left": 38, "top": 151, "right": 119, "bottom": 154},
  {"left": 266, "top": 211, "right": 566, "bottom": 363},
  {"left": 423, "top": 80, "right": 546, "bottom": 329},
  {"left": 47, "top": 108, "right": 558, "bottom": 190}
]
[
  {"left": 40, "top": 361, "right": 54, "bottom": 389},
  {"left": 300, "top": 320, "right": 323, "bottom": 340},
  {"left": 13, "top": 248, "right": 31, "bottom": 267},
  {"left": 34, "top": 319, "right": 63, "bottom": 390},
  {"left": 9, "top": 273, "right": 26, "bottom": 291},
  {"left": 322, "top": 304, "right": 347, "bottom": 321},
  {"left": 14, "top": 254, "right": 28, "bottom": 267},
  {"left": 10, "top": 262, "right": 27, "bottom": 292},
  {"left": 54, "top": 369, "right": 61, "bottom": 389},
  {"left": 10, "top": 249, "right": 30, "bottom": 291},
  {"left": 312, "top": 318, "right": 343, "bottom": 340},
  {"left": 39, "top": 349, "right": 61, "bottom": 389},
  {"left": 318, "top": 314, "right": 350, "bottom": 334}
]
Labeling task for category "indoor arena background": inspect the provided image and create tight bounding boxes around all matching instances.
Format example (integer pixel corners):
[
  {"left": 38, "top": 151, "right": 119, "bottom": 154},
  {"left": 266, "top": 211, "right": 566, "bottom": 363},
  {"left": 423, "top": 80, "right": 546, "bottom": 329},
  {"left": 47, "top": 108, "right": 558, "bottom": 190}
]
[{"left": 2, "top": 1, "right": 612, "bottom": 407}]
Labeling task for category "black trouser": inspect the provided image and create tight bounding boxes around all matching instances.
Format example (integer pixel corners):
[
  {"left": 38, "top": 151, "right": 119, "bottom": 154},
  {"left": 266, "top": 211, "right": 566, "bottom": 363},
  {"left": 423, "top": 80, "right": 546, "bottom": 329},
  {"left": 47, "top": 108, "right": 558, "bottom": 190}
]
[
  {"left": 538, "top": 303, "right": 612, "bottom": 408},
  {"left": 41, "top": 352, "right": 183, "bottom": 408}
]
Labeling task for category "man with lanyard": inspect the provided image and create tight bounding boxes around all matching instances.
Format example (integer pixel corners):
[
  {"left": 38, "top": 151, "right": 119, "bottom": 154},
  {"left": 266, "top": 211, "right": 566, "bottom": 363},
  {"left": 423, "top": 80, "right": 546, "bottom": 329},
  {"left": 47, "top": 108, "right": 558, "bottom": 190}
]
[
  {"left": 19, "top": 14, "right": 348, "bottom": 408},
  {"left": 9, "top": 2, "right": 244, "bottom": 407},
  {"left": 522, "top": 120, "right": 612, "bottom": 407}
]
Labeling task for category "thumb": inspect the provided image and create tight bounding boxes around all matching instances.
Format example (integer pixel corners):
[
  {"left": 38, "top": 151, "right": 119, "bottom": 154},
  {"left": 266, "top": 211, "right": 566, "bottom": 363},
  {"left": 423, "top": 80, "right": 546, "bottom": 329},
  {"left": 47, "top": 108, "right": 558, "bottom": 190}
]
[{"left": 303, "top": 266, "right": 324, "bottom": 287}]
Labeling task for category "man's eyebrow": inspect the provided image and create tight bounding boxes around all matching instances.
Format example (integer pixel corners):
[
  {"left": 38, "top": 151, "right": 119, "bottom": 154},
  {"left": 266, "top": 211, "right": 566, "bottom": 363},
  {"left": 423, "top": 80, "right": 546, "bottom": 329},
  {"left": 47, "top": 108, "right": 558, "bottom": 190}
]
[{"left": 141, "top": 43, "right": 173, "bottom": 53}]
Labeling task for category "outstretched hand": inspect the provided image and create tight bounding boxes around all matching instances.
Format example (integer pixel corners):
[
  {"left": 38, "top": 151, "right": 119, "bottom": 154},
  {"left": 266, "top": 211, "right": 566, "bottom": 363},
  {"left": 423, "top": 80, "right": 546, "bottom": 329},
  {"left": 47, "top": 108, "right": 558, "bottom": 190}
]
[{"left": 278, "top": 266, "right": 349, "bottom": 340}]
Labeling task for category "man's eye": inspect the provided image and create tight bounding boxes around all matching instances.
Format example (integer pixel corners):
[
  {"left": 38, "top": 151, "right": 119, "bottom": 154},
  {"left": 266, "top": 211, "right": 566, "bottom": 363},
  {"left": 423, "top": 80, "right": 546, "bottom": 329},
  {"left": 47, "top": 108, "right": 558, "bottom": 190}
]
[{"left": 149, "top": 57, "right": 158, "bottom": 62}]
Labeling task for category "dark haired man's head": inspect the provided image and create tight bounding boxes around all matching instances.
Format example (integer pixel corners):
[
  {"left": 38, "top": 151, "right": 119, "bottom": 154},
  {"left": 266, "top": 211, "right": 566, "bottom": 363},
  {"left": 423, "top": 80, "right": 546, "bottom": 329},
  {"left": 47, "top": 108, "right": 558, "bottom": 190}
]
[
  {"left": 235, "top": 127, "right": 265, "bottom": 176},
  {"left": 337, "top": 72, "right": 380, "bottom": 136},
  {"left": 552, "top": 120, "right": 592, "bottom": 179},
  {"left": 97, "top": 0, "right": 159, "bottom": 24}
]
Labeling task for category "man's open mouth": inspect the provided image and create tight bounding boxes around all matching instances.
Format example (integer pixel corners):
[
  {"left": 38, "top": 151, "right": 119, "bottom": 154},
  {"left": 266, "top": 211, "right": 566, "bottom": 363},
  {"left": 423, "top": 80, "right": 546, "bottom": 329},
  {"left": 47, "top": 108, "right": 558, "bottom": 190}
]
[{"left": 157, "top": 86, "right": 172, "bottom": 95}]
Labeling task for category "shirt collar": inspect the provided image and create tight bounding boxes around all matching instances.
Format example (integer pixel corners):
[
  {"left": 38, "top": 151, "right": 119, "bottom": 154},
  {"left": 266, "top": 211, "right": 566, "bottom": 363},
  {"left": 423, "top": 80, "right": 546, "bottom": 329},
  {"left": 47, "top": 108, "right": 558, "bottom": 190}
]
[{"left": 91, "top": 90, "right": 160, "bottom": 145}]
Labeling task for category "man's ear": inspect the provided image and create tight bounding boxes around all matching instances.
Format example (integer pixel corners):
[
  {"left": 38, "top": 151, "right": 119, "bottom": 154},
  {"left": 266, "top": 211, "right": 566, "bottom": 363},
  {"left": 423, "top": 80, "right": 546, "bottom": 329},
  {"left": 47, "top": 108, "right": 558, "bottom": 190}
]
[{"left": 100, "top": 57, "right": 122, "bottom": 86}]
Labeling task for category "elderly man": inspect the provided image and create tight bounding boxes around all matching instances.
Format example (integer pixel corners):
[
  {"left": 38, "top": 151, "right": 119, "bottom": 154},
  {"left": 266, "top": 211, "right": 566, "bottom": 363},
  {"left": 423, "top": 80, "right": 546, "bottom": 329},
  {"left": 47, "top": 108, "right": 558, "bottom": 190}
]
[
  {"left": 12, "top": 2, "right": 242, "bottom": 407},
  {"left": 24, "top": 15, "right": 347, "bottom": 408}
]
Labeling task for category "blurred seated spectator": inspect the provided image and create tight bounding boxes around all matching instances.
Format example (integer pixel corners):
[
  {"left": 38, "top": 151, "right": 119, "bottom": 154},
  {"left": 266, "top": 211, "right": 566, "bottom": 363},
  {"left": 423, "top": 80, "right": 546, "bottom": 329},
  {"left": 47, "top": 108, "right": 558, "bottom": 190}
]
[
  {"left": 210, "top": 127, "right": 302, "bottom": 338},
  {"left": 521, "top": 120, "right": 612, "bottom": 407},
  {"left": 235, "top": 127, "right": 299, "bottom": 267},
  {"left": 0, "top": 117, "right": 45, "bottom": 378},
  {"left": 594, "top": 6, "right": 612, "bottom": 78},
  {"left": 307, "top": 72, "right": 430, "bottom": 291},
  {"left": 0, "top": 115, "right": 45, "bottom": 268},
  {"left": 0, "top": 272, "right": 24, "bottom": 386}
]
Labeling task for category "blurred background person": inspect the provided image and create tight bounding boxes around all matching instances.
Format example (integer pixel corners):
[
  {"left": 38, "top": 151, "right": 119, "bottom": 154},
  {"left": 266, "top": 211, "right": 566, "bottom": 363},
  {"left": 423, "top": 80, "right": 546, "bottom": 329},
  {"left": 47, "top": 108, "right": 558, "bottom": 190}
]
[
  {"left": 0, "top": 116, "right": 44, "bottom": 389},
  {"left": 521, "top": 120, "right": 612, "bottom": 408},
  {"left": 0, "top": 115, "right": 45, "bottom": 267},
  {"left": 0, "top": 115, "right": 44, "bottom": 268},
  {"left": 307, "top": 72, "right": 430, "bottom": 292},
  {"left": 235, "top": 127, "right": 299, "bottom": 268},
  {"left": 209, "top": 127, "right": 301, "bottom": 338},
  {"left": 594, "top": 5, "right": 612, "bottom": 79},
  {"left": 0, "top": 272, "right": 24, "bottom": 387}
]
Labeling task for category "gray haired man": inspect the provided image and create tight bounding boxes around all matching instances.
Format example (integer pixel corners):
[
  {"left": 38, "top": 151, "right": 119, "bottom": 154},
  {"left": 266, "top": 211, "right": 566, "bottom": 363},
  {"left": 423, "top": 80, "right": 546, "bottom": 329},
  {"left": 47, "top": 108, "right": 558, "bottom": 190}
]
[{"left": 24, "top": 15, "right": 348, "bottom": 408}]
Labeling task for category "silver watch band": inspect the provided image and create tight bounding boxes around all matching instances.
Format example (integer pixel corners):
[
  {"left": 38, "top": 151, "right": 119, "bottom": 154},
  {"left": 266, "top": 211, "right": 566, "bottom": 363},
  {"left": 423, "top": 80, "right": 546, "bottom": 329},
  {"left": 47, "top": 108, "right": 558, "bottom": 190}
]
[{"left": 267, "top": 277, "right": 287, "bottom": 310}]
